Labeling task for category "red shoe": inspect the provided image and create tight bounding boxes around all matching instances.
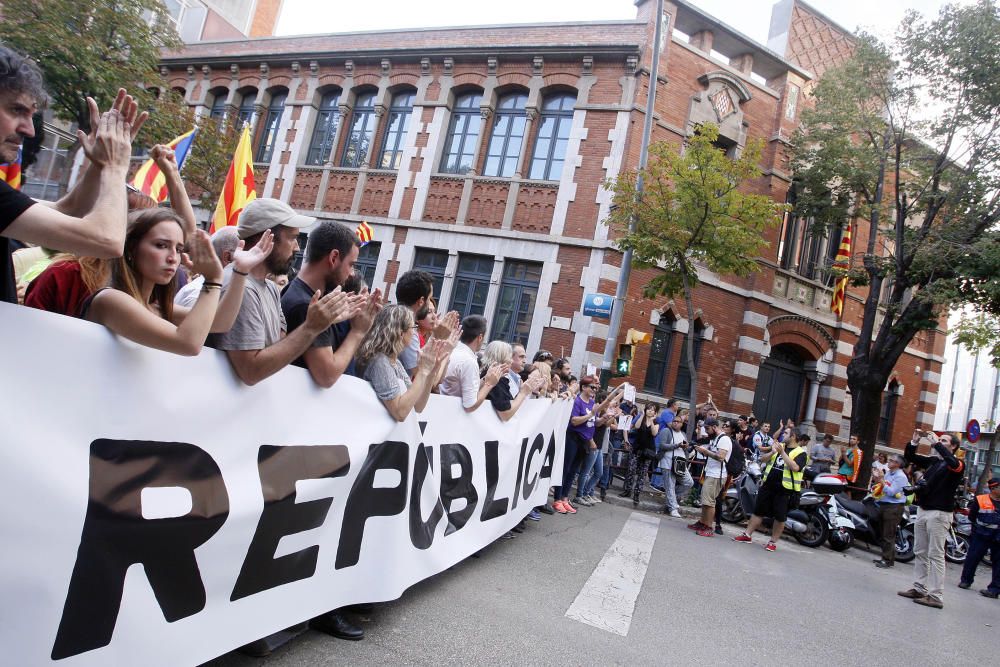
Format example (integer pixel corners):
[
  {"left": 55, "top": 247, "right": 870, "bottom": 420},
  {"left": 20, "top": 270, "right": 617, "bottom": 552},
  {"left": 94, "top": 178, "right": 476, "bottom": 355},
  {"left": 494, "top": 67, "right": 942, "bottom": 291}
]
[
  {"left": 563, "top": 500, "right": 577, "bottom": 514},
  {"left": 696, "top": 528, "right": 715, "bottom": 537},
  {"left": 552, "top": 500, "right": 568, "bottom": 514},
  {"left": 687, "top": 521, "right": 706, "bottom": 531},
  {"left": 764, "top": 541, "right": 777, "bottom": 552},
  {"left": 732, "top": 533, "right": 752, "bottom": 543}
]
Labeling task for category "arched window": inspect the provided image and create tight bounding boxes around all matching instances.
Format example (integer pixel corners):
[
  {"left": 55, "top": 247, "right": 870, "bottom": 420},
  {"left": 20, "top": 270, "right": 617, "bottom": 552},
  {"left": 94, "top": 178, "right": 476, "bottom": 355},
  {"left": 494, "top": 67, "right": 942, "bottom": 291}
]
[
  {"left": 440, "top": 92, "right": 482, "bottom": 174},
  {"left": 255, "top": 91, "right": 286, "bottom": 163},
  {"left": 483, "top": 93, "right": 527, "bottom": 178},
  {"left": 378, "top": 90, "right": 415, "bottom": 170},
  {"left": 878, "top": 381, "right": 900, "bottom": 444},
  {"left": 306, "top": 91, "right": 341, "bottom": 166},
  {"left": 528, "top": 93, "right": 575, "bottom": 181},
  {"left": 341, "top": 91, "right": 377, "bottom": 168},
  {"left": 208, "top": 90, "right": 228, "bottom": 124},
  {"left": 235, "top": 90, "right": 257, "bottom": 128},
  {"left": 673, "top": 320, "right": 705, "bottom": 399}
]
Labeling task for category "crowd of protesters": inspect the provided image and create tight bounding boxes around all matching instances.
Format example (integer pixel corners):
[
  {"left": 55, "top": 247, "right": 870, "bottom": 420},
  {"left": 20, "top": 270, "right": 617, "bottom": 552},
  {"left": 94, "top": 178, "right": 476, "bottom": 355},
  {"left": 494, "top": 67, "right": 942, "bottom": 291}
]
[{"left": 4, "top": 44, "right": 997, "bottom": 660}]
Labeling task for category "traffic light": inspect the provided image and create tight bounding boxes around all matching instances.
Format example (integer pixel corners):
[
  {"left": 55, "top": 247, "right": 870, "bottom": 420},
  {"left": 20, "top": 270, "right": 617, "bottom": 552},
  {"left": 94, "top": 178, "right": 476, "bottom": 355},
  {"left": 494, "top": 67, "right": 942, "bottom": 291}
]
[{"left": 615, "top": 343, "right": 634, "bottom": 377}]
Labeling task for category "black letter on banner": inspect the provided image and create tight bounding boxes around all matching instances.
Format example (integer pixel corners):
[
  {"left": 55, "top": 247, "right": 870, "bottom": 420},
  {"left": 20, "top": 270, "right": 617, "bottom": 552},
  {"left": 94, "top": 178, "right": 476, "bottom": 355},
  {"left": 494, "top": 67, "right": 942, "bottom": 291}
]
[
  {"left": 511, "top": 438, "right": 527, "bottom": 511},
  {"left": 52, "top": 439, "right": 229, "bottom": 660},
  {"left": 439, "top": 443, "right": 478, "bottom": 535},
  {"left": 522, "top": 434, "right": 545, "bottom": 500},
  {"left": 480, "top": 440, "right": 509, "bottom": 521},
  {"left": 336, "top": 441, "right": 408, "bottom": 569},
  {"left": 410, "top": 443, "right": 445, "bottom": 549},
  {"left": 231, "top": 445, "right": 350, "bottom": 601},
  {"left": 539, "top": 431, "right": 556, "bottom": 480}
]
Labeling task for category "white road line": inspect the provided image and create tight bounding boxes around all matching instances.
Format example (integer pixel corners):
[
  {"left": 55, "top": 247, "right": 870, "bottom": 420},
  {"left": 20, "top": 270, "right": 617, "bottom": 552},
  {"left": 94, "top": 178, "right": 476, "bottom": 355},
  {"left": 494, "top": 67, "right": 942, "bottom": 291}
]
[{"left": 564, "top": 511, "right": 660, "bottom": 636}]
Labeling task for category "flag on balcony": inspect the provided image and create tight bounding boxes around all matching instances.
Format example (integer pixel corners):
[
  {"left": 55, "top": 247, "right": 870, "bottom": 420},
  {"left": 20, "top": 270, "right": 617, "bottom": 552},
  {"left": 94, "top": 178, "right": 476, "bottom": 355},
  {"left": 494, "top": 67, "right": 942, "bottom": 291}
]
[
  {"left": 830, "top": 221, "right": 853, "bottom": 317},
  {"left": 130, "top": 128, "right": 197, "bottom": 202},
  {"left": 356, "top": 221, "right": 374, "bottom": 246},
  {"left": 210, "top": 124, "right": 256, "bottom": 233},
  {"left": 0, "top": 147, "right": 22, "bottom": 190}
]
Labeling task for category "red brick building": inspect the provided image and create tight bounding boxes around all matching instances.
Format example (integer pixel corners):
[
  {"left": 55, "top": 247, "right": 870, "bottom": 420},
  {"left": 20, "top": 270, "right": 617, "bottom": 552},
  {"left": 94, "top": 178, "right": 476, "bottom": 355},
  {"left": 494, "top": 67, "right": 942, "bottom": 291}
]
[{"left": 157, "top": 0, "right": 944, "bottom": 446}]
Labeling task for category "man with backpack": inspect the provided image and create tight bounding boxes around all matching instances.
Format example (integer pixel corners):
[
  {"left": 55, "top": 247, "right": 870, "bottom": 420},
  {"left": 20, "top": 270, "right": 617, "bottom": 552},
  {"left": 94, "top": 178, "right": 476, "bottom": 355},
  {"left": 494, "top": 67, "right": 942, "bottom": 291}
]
[
  {"left": 687, "top": 418, "right": 735, "bottom": 537},
  {"left": 732, "top": 432, "right": 808, "bottom": 552}
]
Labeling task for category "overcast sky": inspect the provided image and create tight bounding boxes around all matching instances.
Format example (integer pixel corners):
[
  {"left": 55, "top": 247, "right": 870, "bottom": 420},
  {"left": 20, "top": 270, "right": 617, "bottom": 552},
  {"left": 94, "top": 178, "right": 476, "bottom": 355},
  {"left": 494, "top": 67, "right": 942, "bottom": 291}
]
[{"left": 275, "top": 0, "right": 966, "bottom": 47}]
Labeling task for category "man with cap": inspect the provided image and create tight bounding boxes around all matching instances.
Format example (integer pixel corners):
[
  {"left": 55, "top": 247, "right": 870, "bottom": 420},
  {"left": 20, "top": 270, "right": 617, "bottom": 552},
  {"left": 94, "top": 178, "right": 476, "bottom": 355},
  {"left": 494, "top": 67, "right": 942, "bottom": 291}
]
[
  {"left": 872, "top": 453, "right": 910, "bottom": 568},
  {"left": 732, "top": 432, "right": 809, "bottom": 552},
  {"left": 958, "top": 478, "right": 1000, "bottom": 599},
  {"left": 209, "top": 198, "right": 352, "bottom": 386}
]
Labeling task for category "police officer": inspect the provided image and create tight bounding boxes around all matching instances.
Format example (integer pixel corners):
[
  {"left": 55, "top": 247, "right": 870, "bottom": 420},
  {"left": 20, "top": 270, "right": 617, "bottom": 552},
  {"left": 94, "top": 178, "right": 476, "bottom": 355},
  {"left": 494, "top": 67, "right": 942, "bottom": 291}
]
[{"left": 958, "top": 479, "right": 1000, "bottom": 599}]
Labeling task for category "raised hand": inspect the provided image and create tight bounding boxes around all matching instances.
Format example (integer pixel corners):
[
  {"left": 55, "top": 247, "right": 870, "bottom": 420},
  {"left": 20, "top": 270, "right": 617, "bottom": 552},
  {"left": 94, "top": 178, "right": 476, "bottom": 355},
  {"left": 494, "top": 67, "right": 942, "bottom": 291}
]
[
  {"left": 484, "top": 362, "right": 508, "bottom": 387},
  {"left": 150, "top": 144, "right": 178, "bottom": 172},
  {"left": 184, "top": 230, "right": 223, "bottom": 282},
  {"left": 304, "top": 287, "right": 348, "bottom": 332},
  {"left": 417, "top": 337, "right": 448, "bottom": 374},
  {"left": 231, "top": 229, "right": 273, "bottom": 274},
  {"left": 433, "top": 310, "right": 460, "bottom": 340},
  {"left": 77, "top": 89, "right": 146, "bottom": 168},
  {"left": 524, "top": 373, "right": 545, "bottom": 395},
  {"left": 350, "top": 288, "right": 383, "bottom": 333}
]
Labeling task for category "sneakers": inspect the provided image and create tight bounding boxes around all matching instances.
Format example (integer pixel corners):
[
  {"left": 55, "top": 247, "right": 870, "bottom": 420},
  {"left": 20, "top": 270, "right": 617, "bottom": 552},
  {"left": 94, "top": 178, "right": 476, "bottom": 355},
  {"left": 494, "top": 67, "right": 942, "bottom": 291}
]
[
  {"left": 527, "top": 509, "right": 542, "bottom": 521},
  {"left": 981, "top": 589, "right": 999, "bottom": 599},
  {"left": 897, "top": 588, "right": 925, "bottom": 599},
  {"left": 562, "top": 500, "right": 578, "bottom": 514},
  {"left": 958, "top": 581, "right": 971, "bottom": 590},
  {"left": 618, "top": 489, "right": 632, "bottom": 498},
  {"left": 500, "top": 531, "right": 517, "bottom": 540},
  {"left": 913, "top": 595, "right": 943, "bottom": 609},
  {"left": 687, "top": 521, "right": 707, "bottom": 531},
  {"left": 873, "top": 559, "right": 893, "bottom": 568},
  {"left": 669, "top": 509, "right": 682, "bottom": 518},
  {"left": 696, "top": 527, "right": 715, "bottom": 537},
  {"left": 574, "top": 496, "right": 593, "bottom": 507},
  {"left": 714, "top": 525, "right": 724, "bottom": 535},
  {"left": 538, "top": 504, "right": 555, "bottom": 515},
  {"left": 552, "top": 500, "right": 569, "bottom": 514},
  {"left": 764, "top": 541, "right": 777, "bottom": 552},
  {"left": 589, "top": 494, "right": 602, "bottom": 504},
  {"left": 732, "top": 533, "right": 752, "bottom": 543}
]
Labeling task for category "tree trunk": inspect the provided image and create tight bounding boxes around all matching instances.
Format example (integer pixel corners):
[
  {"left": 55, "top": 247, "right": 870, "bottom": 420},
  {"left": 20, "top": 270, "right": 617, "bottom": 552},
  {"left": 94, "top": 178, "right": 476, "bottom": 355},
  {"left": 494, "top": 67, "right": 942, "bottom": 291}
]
[
  {"left": 681, "top": 265, "right": 699, "bottom": 443},
  {"left": 976, "top": 437, "right": 997, "bottom": 494},
  {"left": 847, "top": 375, "right": 885, "bottom": 494}
]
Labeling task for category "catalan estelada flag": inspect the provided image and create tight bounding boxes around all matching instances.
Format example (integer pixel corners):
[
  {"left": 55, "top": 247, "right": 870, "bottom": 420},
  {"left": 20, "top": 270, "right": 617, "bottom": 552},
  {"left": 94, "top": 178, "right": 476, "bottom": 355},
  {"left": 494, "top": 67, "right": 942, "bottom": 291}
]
[
  {"left": 356, "top": 221, "right": 373, "bottom": 246},
  {"left": 211, "top": 124, "right": 256, "bottom": 233},
  {"left": 830, "top": 221, "right": 853, "bottom": 317},
  {"left": 0, "top": 147, "right": 23, "bottom": 190},
  {"left": 131, "top": 129, "right": 197, "bottom": 202}
]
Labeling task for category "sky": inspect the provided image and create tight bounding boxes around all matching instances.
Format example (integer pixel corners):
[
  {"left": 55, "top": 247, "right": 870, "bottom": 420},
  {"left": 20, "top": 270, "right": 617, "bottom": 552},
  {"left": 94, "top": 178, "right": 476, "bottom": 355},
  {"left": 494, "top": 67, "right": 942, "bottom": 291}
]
[{"left": 275, "top": 0, "right": 966, "bottom": 47}]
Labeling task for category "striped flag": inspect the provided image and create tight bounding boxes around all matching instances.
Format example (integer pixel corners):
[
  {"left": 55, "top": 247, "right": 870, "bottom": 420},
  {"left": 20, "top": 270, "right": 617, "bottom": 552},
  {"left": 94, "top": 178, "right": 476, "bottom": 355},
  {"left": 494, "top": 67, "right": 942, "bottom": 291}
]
[
  {"left": 210, "top": 125, "right": 256, "bottom": 233},
  {"left": 830, "top": 221, "right": 852, "bottom": 317},
  {"left": 0, "top": 147, "right": 23, "bottom": 190},
  {"left": 130, "top": 128, "right": 197, "bottom": 202},
  {"left": 356, "top": 221, "right": 374, "bottom": 246}
]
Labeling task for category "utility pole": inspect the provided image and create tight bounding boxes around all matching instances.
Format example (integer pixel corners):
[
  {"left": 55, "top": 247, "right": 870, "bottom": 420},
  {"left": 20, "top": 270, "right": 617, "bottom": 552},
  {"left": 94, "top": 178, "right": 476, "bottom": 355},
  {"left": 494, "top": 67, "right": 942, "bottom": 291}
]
[{"left": 599, "top": 0, "right": 665, "bottom": 388}]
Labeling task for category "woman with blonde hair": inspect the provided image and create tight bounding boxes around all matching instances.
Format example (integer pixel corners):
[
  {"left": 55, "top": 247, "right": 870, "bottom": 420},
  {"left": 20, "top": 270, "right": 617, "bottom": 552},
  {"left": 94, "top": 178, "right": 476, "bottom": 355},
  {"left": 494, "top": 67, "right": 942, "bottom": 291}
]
[
  {"left": 82, "top": 208, "right": 272, "bottom": 355},
  {"left": 480, "top": 340, "right": 543, "bottom": 421},
  {"left": 357, "top": 303, "right": 456, "bottom": 422}
]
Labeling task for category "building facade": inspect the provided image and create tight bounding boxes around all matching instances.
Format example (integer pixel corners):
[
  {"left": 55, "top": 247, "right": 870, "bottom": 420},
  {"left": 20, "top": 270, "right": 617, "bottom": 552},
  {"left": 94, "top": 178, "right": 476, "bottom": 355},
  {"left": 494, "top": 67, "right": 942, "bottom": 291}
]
[{"left": 157, "top": 0, "right": 945, "bottom": 446}]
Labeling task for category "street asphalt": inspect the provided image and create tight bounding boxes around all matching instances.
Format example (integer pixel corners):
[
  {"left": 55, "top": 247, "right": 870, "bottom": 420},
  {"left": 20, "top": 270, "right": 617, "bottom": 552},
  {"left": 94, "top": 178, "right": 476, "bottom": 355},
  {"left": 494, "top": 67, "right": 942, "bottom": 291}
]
[{"left": 202, "top": 489, "right": 997, "bottom": 667}]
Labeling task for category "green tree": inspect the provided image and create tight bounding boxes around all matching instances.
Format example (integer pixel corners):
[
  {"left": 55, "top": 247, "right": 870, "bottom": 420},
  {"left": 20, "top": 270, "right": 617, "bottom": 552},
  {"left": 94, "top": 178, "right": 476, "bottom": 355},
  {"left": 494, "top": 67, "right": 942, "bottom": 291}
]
[
  {"left": 605, "top": 124, "right": 785, "bottom": 439},
  {"left": 0, "top": 0, "right": 180, "bottom": 131},
  {"left": 790, "top": 0, "right": 1000, "bottom": 489},
  {"left": 139, "top": 91, "right": 241, "bottom": 211}
]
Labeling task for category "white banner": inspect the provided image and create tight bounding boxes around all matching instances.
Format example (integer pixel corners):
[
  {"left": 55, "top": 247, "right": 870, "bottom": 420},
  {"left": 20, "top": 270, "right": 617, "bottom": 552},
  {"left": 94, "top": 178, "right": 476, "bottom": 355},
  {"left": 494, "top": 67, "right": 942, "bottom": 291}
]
[{"left": 0, "top": 303, "right": 570, "bottom": 666}]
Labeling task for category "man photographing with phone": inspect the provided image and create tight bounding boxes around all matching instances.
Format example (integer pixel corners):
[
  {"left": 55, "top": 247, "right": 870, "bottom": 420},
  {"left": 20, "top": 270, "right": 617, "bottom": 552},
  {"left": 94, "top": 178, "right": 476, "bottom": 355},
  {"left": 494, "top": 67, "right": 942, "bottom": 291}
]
[{"left": 733, "top": 433, "right": 808, "bottom": 552}]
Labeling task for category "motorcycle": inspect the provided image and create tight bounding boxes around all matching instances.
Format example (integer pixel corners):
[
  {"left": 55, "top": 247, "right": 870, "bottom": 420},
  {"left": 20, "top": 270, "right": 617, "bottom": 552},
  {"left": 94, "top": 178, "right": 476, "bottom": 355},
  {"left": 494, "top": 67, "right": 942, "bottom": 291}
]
[
  {"left": 827, "top": 489, "right": 916, "bottom": 563},
  {"left": 945, "top": 508, "right": 971, "bottom": 564}
]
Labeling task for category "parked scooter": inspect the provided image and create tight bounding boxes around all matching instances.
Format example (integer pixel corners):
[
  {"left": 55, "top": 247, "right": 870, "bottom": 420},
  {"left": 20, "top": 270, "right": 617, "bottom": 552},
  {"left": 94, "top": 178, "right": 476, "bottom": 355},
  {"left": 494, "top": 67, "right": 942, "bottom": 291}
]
[{"left": 827, "top": 489, "right": 916, "bottom": 562}]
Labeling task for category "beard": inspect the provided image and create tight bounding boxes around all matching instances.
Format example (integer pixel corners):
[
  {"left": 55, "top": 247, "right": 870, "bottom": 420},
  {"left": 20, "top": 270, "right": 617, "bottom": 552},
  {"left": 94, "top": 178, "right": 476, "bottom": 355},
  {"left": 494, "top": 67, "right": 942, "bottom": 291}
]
[
  {"left": 265, "top": 250, "right": 294, "bottom": 276},
  {"left": 415, "top": 303, "right": 430, "bottom": 320}
]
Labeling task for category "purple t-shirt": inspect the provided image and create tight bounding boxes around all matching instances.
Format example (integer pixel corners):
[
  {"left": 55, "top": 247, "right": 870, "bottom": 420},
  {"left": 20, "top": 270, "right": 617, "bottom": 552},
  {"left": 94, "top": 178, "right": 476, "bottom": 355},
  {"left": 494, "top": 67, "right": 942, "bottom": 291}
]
[{"left": 569, "top": 395, "right": 597, "bottom": 440}]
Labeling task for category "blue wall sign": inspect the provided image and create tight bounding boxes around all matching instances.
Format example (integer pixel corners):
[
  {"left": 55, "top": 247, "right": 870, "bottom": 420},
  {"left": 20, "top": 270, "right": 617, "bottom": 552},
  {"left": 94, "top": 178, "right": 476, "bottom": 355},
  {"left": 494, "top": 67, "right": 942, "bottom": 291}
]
[{"left": 583, "top": 293, "right": 614, "bottom": 319}]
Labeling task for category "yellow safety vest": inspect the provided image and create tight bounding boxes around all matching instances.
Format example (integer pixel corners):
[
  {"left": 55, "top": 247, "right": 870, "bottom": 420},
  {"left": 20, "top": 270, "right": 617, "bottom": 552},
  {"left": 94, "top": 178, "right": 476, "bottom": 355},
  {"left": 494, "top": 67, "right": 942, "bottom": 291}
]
[{"left": 763, "top": 446, "right": 806, "bottom": 492}]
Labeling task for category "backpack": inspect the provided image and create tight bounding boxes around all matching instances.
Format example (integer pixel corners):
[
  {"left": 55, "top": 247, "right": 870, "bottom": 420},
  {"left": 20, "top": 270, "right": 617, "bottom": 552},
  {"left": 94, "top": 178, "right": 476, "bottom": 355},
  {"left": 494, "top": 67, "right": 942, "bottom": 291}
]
[{"left": 724, "top": 436, "right": 746, "bottom": 477}]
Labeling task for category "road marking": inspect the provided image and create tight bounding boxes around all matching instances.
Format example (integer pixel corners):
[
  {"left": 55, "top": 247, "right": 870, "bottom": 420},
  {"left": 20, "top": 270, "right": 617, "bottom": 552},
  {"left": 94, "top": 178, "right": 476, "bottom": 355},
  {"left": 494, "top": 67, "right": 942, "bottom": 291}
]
[{"left": 564, "top": 511, "right": 659, "bottom": 636}]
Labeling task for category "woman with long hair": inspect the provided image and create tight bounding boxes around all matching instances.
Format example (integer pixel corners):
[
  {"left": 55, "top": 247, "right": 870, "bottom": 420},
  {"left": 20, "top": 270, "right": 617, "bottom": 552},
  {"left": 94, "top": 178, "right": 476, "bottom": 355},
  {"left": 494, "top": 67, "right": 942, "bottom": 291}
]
[
  {"left": 82, "top": 208, "right": 272, "bottom": 355},
  {"left": 415, "top": 297, "right": 437, "bottom": 347},
  {"left": 357, "top": 303, "right": 456, "bottom": 422},
  {"left": 621, "top": 402, "right": 661, "bottom": 507}
]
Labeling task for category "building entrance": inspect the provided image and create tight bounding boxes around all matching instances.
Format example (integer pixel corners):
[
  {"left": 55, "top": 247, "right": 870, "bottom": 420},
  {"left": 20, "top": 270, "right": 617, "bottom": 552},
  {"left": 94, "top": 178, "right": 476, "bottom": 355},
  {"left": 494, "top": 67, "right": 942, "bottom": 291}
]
[{"left": 752, "top": 344, "right": 806, "bottom": 427}]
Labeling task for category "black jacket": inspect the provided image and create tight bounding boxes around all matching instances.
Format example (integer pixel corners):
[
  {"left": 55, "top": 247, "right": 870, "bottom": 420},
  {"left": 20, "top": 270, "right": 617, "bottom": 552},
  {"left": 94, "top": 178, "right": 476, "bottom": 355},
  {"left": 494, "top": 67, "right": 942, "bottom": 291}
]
[{"left": 904, "top": 441, "right": 965, "bottom": 512}]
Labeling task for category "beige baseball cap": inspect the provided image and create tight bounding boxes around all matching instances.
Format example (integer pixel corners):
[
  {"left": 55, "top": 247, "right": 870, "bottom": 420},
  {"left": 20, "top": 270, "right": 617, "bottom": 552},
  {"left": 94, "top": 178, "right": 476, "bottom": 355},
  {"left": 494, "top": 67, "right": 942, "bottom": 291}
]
[{"left": 237, "top": 198, "right": 317, "bottom": 239}]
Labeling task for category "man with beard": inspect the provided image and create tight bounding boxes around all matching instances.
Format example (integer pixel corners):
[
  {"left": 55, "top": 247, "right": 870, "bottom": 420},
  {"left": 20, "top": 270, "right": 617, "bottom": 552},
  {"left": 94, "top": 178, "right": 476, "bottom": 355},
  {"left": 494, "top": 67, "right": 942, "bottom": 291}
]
[{"left": 210, "top": 198, "right": 350, "bottom": 386}]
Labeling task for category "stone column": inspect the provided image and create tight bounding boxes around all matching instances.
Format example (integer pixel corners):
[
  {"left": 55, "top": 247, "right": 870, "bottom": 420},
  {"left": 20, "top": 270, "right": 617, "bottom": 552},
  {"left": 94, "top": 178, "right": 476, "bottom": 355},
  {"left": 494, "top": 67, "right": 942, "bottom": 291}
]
[{"left": 800, "top": 360, "right": 828, "bottom": 437}]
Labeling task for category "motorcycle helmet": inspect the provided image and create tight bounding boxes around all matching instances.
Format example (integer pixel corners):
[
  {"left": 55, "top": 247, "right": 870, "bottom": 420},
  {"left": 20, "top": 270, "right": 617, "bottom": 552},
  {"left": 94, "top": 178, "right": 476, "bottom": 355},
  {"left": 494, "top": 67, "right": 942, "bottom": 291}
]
[{"left": 829, "top": 527, "right": 853, "bottom": 549}]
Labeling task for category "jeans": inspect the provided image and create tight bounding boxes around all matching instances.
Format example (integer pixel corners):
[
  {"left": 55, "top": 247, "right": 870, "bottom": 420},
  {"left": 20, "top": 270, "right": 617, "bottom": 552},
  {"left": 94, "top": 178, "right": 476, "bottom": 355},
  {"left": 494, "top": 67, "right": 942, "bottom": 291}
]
[
  {"left": 582, "top": 449, "right": 604, "bottom": 497},
  {"left": 664, "top": 466, "right": 694, "bottom": 512},
  {"left": 558, "top": 430, "right": 586, "bottom": 500},
  {"left": 912, "top": 508, "right": 951, "bottom": 600},
  {"left": 601, "top": 446, "right": 624, "bottom": 488},
  {"left": 576, "top": 447, "right": 600, "bottom": 498},
  {"left": 960, "top": 532, "right": 1000, "bottom": 592}
]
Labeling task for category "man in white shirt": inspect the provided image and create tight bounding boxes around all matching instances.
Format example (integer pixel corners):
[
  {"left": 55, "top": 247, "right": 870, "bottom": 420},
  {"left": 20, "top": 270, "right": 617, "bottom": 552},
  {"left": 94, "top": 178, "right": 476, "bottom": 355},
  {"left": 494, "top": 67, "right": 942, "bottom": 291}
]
[
  {"left": 688, "top": 418, "right": 732, "bottom": 537},
  {"left": 438, "top": 314, "right": 503, "bottom": 411}
]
